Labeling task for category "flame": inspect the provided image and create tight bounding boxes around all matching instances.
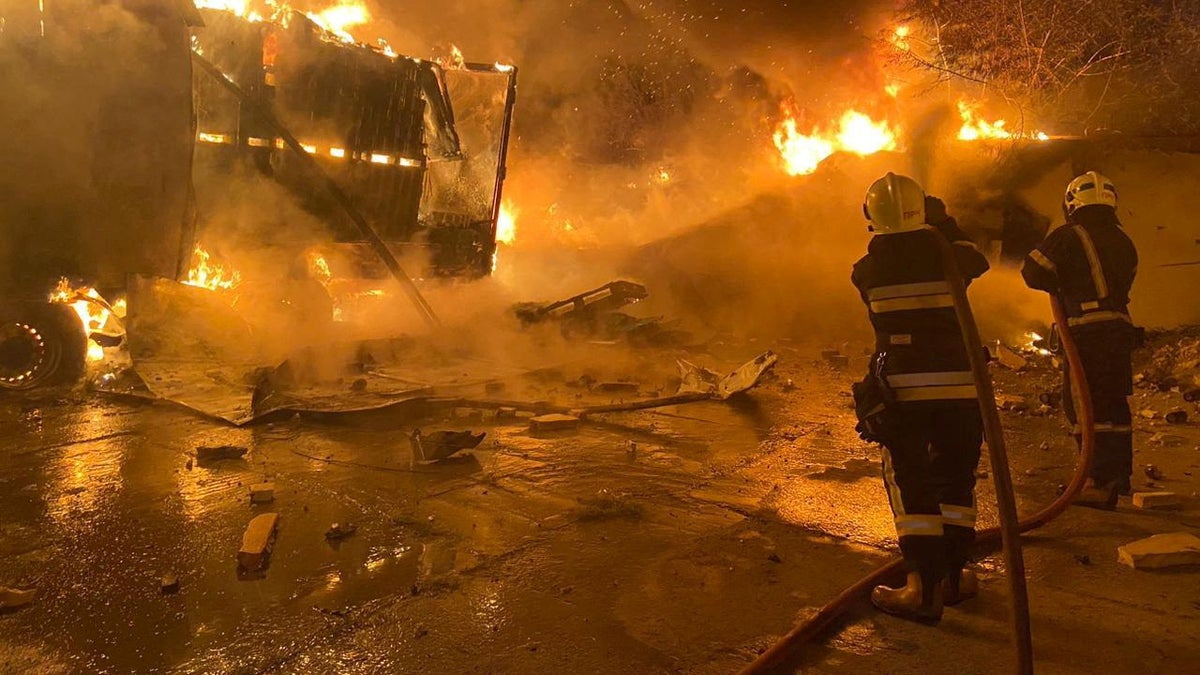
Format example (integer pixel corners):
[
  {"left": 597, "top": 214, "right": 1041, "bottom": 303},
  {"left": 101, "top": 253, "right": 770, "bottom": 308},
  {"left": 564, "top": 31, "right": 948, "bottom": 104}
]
[
  {"left": 957, "top": 100, "right": 1049, "bottom": 142},
  {"left": 48, "top": 280, "right": 115, "bottom": 362},
  {"left": 1025, "top": 331, "right": 1052, "bottom": 357},
  {"left": 305, "top": 1, "right": 370, "bottom": 44},
  {"left": 891, "top": 24, "right": 912, "bottom": 51},
  {"left": 307, "top": 252, "right": 333, "bottom": 283},
  {"left": 184, "top": 245, "right": 242, "bottom": 292},
  {"left": 773, "top": 103, "right": 899, "bottom": 176},
  {"left": 496, "top": 201, "right": 517, "bottom": 245},
  {"left": 445, "top": 45, "right": 466, "bottom": 70}
]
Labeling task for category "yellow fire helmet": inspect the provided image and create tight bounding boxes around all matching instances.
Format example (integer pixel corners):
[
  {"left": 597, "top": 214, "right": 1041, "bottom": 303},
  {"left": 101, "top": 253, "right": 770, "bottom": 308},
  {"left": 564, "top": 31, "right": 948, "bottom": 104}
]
[
  {"left": 1064, "top": 171, "right": 1118, "bottom": 216},
  {"left": 863, "top": 172, "right": 926, "bottom": 234}
]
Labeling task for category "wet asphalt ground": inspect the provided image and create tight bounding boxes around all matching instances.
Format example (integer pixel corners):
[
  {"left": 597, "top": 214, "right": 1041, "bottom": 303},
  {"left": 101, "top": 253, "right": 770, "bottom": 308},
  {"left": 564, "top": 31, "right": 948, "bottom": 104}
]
[{"left": 2, "top": 342, "right": 1199, "bottom": 674}]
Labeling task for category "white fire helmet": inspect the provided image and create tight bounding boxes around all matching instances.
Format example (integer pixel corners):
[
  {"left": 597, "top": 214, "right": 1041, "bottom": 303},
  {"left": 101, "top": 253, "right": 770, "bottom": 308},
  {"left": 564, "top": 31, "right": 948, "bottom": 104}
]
[
  {"left": 863, "top": 172, "right": 926, "bottom": 234},
  {"left": 1064, "top": 171, "right": 1118, "bottom": 217}
]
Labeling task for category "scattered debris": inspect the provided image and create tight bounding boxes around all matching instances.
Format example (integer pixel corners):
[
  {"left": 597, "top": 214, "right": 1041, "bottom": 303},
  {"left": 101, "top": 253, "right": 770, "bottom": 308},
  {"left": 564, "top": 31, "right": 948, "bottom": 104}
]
[
  {"left": 1118, "top": 532, "right": 1200, "bottom": 570},
  {"left": 1133, "top": 492, "right": 1181, "bottom": 509},
  {"left": 349, "top": 378, "right": 367, "bottom": 392},
  {"left": 1184, "top": 388, "right": 1200, "bottom": 403},
  {"left": 1073, "top": 554, "right": 1092, "bottom": 566},
  {"left": 160, "top": 574, "right": 180, "bottom": 595},
  {"left": 530, "top": 414, "right": 581, "bottom": 432},
  {"left": 767, "top": 552, "right": 783, "bottom": 564},
  {"left": 238, "top": 513, "right": 280, "bottom": 572},
  {"left": 409, "top": 429, "right": 486, "bottom": 462},
  {"left": 249, "top": 483, "right": 275, "bottom": 504},
  {"left": 325, "top": 522, "right": 357, "bottom": 541},
  {"left": 1039, "top": 441, "right": 1051, "bottom": 451},
  {"left": 1139, "top": 409, "right": 1160, "bottom": 420},
  {"left": 196, "top": 445, "right": 248, "bottom": 463},
  {"left": 1166, "top": 410, "right": 1190, "bottom": 425},
  {"left": 782, "top": 378, "right": 796, "bottom": 392},
  {"left": 1145, "top": 465, "right": 1166, "bottom": 481},
  {"left": 993, "top": 343, "right": 1028, "bottom": 371},
  {"left": 185, "top": 459, "right": 194, "bottom": 471},
  {"left": 0, "top": 587, "right": 36, "bottom": 611},
  {"left": 626, "top": 440, "right": 638, "bottom": 458},
  {"left": 1032, "top": 404, "right": 1053, "bottom": 417},
  {"left": 484, "top": 381, "right": 506, "bottom": 395}
]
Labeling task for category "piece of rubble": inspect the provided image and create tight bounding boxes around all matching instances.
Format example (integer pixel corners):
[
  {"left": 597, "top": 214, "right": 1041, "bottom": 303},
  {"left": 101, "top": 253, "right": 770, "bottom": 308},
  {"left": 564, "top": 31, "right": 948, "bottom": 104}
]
[
  {"left": 238, "top": 513, "right": 279, "bottom": 572},
  {"left": 0, "top": 587, "right": 36, "bottom": 610},
  {"left": 1183, "top": 388, "right": 1200, "bottom": 403},
  {"left": 1038, "top": 392, "right": 1062, "bottom": 407},
  {"left": 1150, "top": 433, "right": 1186, "bottom": 448},
  {"left": 821, "top": 350, "right": 850, "bottom": 368},
  {"left": 994, "top": 344, "right": 1028, "bottom": 371},
  {"left": 325, "top": 522, "right": 357, "bottom": 541},
  {"left": 1118, "top": 532, "right": 1200, "bottom": 570},
  {"left": 995, "top": 394, "right": 1029, "bottom": 412},
  {"left": 1165, "top": 410, "right": 1189, "bottom": 425},
  {"left": 1139, "top": 409, "right": 1159, "bottom": 420},
  {"left": 160, "top": 574, "right": 180, "bottom": 595},
  {"left": 496, "top": 407, "right": 518, "bottom": 420},
  {"left": 530, "top": 414, "right": 581, "bottom": 432},
  {"left": 249, "top": 483, "right": 275, "bottom": 504},
  {"left": 409, "top": 429, "right": 486, "bottom": 462},
  {"left": 453, "top": 407, "right": 484, "bottom": 422},
  {"left": 1144, "top": 465, "right": 1166, "bottom": 481},
  {"left": 1133, "top": 492, "right": 1181, "bottom": 509},
  {"left": 349, "top": 378, "right": 367, "bottom": 392},
  {"left": 196, "top": 445, "right": 248, "bottom": 463}
]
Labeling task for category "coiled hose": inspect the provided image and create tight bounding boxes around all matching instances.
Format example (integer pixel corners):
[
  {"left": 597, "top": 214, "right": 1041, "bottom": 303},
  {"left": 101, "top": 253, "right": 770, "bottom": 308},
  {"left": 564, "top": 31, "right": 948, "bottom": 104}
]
[{"left": 741, "top": 277, "right": 1094, "bottom": 674}]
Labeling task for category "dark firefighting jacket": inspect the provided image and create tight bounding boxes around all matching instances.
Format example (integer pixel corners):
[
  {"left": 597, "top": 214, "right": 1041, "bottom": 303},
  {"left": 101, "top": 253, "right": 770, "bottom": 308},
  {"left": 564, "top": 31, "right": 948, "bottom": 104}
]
[
  {"left": 1021, "top": 207, "right": 1137, "bottom": 330},
  {"left": 852, "top": 218, "right": 990, "bottom": 404}
]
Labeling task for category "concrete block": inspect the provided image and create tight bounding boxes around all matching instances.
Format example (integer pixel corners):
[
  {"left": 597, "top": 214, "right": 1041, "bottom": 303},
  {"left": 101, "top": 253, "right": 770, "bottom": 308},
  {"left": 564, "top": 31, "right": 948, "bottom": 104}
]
[
  {"left": 1118, "top": 532, "right": 1200, "bottom": 570},
  {"left": 1133, "top": 492, "right": 1181, "bottom": 509},
  {"left": 249, "top": 483, "right": 275, "bottom": 504},
  {"left": 530, "top": 414, "right": 580, "bottom": 432},
  {"left": 994, "top": 344, "right": 1027, "bottom": 371},
  {"left": 238, "top": 513, "right": 279, "bottom": 571},
  {"left": 196, "top": 445, "right": 248, "bottom": 463}
]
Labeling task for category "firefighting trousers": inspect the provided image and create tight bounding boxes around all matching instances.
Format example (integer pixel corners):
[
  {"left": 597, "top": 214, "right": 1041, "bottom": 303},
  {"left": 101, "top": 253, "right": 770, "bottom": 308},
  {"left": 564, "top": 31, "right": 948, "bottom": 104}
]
[
  {"left": 879, "top": 402, "right": 983, "bottom": 584},
  {"left": 1062, "top": 324, "right": 1135, "bottom": 489}
]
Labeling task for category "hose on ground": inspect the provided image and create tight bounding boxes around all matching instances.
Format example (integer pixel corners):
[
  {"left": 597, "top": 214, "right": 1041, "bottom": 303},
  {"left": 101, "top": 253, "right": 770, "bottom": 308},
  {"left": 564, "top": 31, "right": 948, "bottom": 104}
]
[{"left": 740, "top": 287, "right": 1094, "bottom": 674}]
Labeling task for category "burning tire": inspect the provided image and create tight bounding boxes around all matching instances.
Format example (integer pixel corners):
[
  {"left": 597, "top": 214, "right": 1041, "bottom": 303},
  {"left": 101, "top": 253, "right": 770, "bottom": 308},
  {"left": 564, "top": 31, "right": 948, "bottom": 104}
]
[{"left": 0, "top": 302, "right": 88, "bottom": 390}]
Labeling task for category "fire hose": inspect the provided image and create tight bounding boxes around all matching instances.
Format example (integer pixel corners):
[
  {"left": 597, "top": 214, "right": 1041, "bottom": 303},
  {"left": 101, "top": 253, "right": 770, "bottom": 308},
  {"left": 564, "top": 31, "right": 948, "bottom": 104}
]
[
  {"left": 741, "top": 239, "right": 1096, "bottom": 675},
  {"left": 189, "top": 52, "right": 441, "bottom": 329}
]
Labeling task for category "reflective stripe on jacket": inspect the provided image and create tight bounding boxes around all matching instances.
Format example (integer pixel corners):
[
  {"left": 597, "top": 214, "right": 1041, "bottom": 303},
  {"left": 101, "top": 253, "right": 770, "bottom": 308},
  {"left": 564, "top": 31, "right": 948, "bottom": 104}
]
[
  {"left": 1021, "top": 209, "right": 1137, "bottom": 329},
  {"left": 852, "top": 218, "right": 990, "bottom": 403}
]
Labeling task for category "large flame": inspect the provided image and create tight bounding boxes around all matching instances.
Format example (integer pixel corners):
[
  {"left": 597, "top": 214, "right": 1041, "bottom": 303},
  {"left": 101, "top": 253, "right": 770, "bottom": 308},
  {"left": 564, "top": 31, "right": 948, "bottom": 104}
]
[
  {"left": 496, "top": 201, "right": 517, "bottom": 245},
  {"left": 49, "top": 280, "right": 116, "bottom": 362},
  {"left": 185, "top": 245, "right": 242, "bottom": 292},
  {"left": 773, "top": 104, "right": 899, "bottom": 176},
  {"left": 957, "top": 100, "right": 1049, "bottom": 142},
  {"left": 305, "top": 1, "right": 370, "bottom": 44}
]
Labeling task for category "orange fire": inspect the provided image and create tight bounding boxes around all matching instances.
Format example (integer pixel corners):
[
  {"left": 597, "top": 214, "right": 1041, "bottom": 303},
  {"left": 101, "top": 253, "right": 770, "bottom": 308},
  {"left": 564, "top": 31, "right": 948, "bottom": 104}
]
[
  {"left": 957, "top": 100, "right": 1049, "bottom": 142},
  {"left": 773, "top": 104, "right": 899, "bottom": 176},
  {"left": 305, "top": 1, "right": 370, "bottom": 44},
  {"left": 496, "top": 201, "right": 517, "bottom": 245},
  {"left": 49, "top": 279, "right": 117, "bottom": 362},
  {"left": 185, "top": 244, "right": 242, "bottom": 292}
]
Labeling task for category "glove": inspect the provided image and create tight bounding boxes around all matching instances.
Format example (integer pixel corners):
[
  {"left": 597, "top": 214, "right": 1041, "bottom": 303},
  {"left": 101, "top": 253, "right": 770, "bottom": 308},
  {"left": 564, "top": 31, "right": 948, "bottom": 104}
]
[{"left": 924, "top": 195, "right": 950, "bottom": 226}]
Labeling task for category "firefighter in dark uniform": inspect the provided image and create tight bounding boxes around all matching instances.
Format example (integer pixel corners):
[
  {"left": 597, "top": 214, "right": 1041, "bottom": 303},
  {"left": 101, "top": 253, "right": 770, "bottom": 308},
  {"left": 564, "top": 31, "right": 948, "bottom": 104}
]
[
  {"left": 1022, "top": 172, "right": 1138, "bottom": 509},
  {"left": 852, "top": 173, "right": 990, "bottom": 623}
]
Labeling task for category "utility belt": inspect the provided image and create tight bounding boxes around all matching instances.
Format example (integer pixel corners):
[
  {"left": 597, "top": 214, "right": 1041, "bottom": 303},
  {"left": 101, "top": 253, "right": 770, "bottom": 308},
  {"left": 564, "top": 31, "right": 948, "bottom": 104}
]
[
  {"left": 854, "top": 353, "right": 980, "bottom": 443},
  {"left": 853, "top": 354, "right": 897, "bottom": 444}
]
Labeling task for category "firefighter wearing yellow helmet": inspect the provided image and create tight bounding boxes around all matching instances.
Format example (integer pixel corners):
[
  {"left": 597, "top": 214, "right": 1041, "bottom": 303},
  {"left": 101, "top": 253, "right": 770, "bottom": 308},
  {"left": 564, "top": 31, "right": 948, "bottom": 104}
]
[
  {"left": 851, "top": 173, "right": 990, "bottom": 623},
  {"left": 1023, "top": 171, "right": 1139, "bottom": 509}
]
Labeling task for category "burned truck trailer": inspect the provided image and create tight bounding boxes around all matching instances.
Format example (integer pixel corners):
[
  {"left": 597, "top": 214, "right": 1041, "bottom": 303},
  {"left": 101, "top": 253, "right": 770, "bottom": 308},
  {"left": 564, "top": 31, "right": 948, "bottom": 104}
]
[
  {"left": 0, "top": 0, "right": 199, "bottom": 388},
  {"left": 0, "top": 0, "right": 516, "bottom": 389},
  {"left": 190, "top": 7, "right": 517, "bottom": 279}
]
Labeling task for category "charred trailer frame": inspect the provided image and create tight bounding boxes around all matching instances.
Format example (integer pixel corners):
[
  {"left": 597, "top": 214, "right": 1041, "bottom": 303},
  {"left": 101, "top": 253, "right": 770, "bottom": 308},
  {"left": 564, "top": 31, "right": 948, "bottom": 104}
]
[{"left": 190, "top": 9, "right": 518, "bottom": 279}]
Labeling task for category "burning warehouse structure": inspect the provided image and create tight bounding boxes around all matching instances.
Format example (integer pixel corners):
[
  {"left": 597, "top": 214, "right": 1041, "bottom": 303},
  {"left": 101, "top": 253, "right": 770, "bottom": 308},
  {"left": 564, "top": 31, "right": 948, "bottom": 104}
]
[{"left": 0, "top": 0, "right": 516, "bottom": 389}]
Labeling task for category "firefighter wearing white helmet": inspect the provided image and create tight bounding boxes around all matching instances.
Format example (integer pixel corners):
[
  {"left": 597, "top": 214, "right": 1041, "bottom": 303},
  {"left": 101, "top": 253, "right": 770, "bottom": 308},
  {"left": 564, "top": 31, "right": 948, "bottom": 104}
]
[
  {"left": 852, "top": 173, "right": 990, "bottom": 623},
  {"left": 1023, "top": 171, "right": 1139, "bottom": 509}
]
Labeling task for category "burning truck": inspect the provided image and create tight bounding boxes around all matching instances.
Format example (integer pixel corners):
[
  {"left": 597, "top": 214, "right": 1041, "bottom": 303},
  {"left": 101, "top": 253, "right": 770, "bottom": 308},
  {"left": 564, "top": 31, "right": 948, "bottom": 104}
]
[{"left": 0, "top": 0, "right": 517, "bottom": 389}]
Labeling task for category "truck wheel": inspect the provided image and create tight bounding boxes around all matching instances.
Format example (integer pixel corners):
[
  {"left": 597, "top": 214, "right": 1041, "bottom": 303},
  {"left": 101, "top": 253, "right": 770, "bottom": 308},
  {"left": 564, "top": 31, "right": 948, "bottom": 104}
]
[{"left": 0, "top": 302, "right": 88, "bottom": 390}]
